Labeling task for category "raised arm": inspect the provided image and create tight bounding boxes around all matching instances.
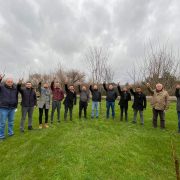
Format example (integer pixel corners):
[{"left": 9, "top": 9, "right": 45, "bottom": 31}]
[
  {"left": 129, "top": 88, "right": 135, "bottom": 96},
  {"left": 146, "top": 83, "right": 154, "bottom": 95},
  {"left": 38, "top": 82, "right": 42, "bottom": 94},
  {"left": 175, "top": 85, "right": 180, "bottom": 98},
  {"left": 103, "top": 82, "right": 108, "bottom": 92},
  {"left": 78, "top": 85, "right": 81, "bottom": 93},
  {"left": 17, "top": 83, "right": 23, "bottom": 94},
  {"left": 65, "top": 84, "right": 69, "bottom": 93},
  {"left": 117, "top": 84, "right": 122, "bottom": 96},
  {"left": 89, "top": 85, "right": 93, "bottom": 93},
  {"left": 51, "top": 81, "right": 54, "bottom": 91}
]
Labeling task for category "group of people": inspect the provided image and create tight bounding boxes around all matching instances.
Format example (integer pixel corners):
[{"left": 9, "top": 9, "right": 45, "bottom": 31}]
[{"left": 0, "top": 74, "right": 180, "bottom": 141}]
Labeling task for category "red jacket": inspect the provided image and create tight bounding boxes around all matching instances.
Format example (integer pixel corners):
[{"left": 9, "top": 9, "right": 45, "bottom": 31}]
[{"left": 51, "top": 81, "right": 64, "bottom": 101}]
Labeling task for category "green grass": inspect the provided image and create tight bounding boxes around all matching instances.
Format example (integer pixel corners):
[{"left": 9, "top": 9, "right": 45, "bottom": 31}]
[{"left": 0, "top": 101, "right": 180, "bottom": 180}]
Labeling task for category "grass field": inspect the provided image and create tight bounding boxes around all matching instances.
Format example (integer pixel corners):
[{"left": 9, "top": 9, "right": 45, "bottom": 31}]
[{"left": 0, "top": 100, "right": 180, "bottom": 180}]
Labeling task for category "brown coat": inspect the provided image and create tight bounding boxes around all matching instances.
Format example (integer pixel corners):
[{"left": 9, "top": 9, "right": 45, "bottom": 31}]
[{"left": 148, "top": 87, "right": 169, "bottom": 111}]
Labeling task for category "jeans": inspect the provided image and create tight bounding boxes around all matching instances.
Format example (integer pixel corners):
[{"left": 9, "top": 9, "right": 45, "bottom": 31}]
[
  {"left": 0, "top": 108, "right": 15, "bottom": 139},
  {"left": 152, "top": 108, "right": 165, "bottom": 128},
  {"left": 51, "top": 101, "right": 61, "bottom": 123},
  {"left": 20, "top": 106, "right": 34, "bottom": 130},
  {"left": 106, "top": 101, "right": 115, "bottom": 119},
  {"left": 177, "top": 111, "right": 180, "bottom": 131},
  {"left": 133, "top": 109, "right": 144, "bottom": 124},
  {"left": 91, "top": 101, "right": 99, "bottom": 118}
]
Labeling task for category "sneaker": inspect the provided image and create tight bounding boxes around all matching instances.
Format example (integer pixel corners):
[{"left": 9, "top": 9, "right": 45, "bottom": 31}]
[
  {"left": 44, "top": 123, "right": 49, "bottom": 128},
  {"left": 39, "top": 124, "right": 43, "bottom": 129},
  {"left": 20, "top": 129, "right": 25, "bottom": 133},
  {"left": 28, "top": 126, "right": 33, "bottom": 130}
]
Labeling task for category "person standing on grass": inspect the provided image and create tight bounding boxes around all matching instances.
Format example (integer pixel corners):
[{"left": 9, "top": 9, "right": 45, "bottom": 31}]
[
  {"left": 175, "top": 84, "right": 180, "bottom": 133},
  {"left": 37, "top": 82, "right": 51, "bottom": 129},
  {"left": 17, "top": 80, "right": 37, "bottom": 132},
  {"left": 78, "top": 83, "right": 90, "bottom": 119},
  {"left": 50, "top": 78, "right": 64, "bottom": 124},
  {"left": 0, "top": 74, "right": 18, "bottom": 140},
  {"left": 146, "top": 83, "right": 169, "bottom": 129},
  {"left": 63, "top": 81, "right": 77, "bottom": 121},
  {"left": 129, "top": 85, "right": 146, "bottom": 125},
  {"left": 117, "top": 83, "right": 131, "bottom": 121},
  {"left": 89, "top": 84, "right": 101, "bottom": 119},
  {"left": 103, "top": 82, "right": 118, "bottom": 119}
]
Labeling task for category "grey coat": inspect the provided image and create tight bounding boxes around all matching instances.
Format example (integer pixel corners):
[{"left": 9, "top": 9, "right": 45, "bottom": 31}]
[
  {"left": 38, "top": 87, "right": 51, "bottom": 109},
  {"left": 175, "top": 88, "right": 180, "bottom": 112}
]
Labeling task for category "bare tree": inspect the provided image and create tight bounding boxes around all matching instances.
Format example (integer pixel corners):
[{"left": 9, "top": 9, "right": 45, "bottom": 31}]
[
  {"left": 127, "top": 41, "right": 180, "bottom": 93},
  {"left": 66, "top": 69, "right": 85, "bottom": 84},
  {"left": 84, "top": 46, "right": 114, "bottom": 83}
]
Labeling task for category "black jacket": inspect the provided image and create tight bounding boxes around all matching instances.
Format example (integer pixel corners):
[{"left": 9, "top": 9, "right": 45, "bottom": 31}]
[
  {"left": 0, "top": 80, "right": 18, "bottom": 109},
  {"left": 117, "top": 85, "right": 131, "bottom": 107},
  {"left": 130, "top": 89, "right": 146, "bottom": 111},
  {"left": 89, "top": 85, "right": 101, "bottom": 102},
  {"left": 17, "top": 84, "right": 37, "bottom": 107},
  {"left": 63, "top": 84, "right": 77, "bottom": 107},
  {"left": 103, "top": 83, "right": 118, "bottom": 102}
]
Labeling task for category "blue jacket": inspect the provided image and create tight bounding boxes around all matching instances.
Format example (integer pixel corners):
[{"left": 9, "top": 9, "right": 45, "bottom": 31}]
[{"left": 0, "top": 82, "right": 18, "bottom": 109}]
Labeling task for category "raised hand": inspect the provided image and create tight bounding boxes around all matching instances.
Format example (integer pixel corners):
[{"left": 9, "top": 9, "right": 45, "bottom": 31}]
[
  {"left": 176, "top": 84, "right": 180, "bottom": 89},
  {"left": 146, "top": 83, "right": 150, "bottom": 87},
  {"left": 18, "top": 78, "right": 24, "bottom": 84}
]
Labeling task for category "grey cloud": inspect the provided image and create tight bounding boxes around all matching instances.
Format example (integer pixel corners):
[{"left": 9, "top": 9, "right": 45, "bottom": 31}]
[{"left": 0, "top": 0, "right": 179, "bottom": 82}]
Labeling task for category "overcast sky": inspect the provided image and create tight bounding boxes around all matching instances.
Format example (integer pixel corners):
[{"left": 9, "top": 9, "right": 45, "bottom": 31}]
[{"left": 0, "top": 0, "right": 180, "bottom": 82}]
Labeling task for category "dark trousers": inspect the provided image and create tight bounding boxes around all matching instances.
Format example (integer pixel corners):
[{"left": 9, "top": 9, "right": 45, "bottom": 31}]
[
  {"left": 20, "top": 106, "right": 34, "bottom": 130},
  {"left": 39, "top": 107, "right": 49, "bottom": 124},
  {"left": 79, "top": 101, "right": 88, "bottom": 119},
  {"left": 64, "top": 105, "right": 73, "bottom": 121},
  {"left": 153, "top": 108, "right": 165, "bottom": 128},
  {"left": 51, "top": 100, "right": 61, "bottom": 123},
  {"left": 120, "top": 106, "right": 128, "bottom": 121}
]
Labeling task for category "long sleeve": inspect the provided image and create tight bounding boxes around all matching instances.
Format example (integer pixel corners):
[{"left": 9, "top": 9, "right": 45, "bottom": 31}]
[
  {"left": 51, "top": 81, "right": 54, "bottom": 91},
  {"left": 130, "top": 88, "right": 135, "bottom": 96},
  {"left": 89, "top": 85, "right": 93, "bottom": 93},
  {"left": 147, "top": 87, "right": 154, "bottom": 95},
  {"left": 38, "top": 82, "right": 42, "bottom": 95},
  {"left": 78, "top": 85, "right": 81, "bottom": 93},
  {"left": 117, "top": 85, "right": 122, "bottom": 96},
  {"left": 17, "top": 83, "right": 23, "bottom": 94},
  {"left": 175, "top": 88, "right": 180, "bottom": 98},
  {"left": 103, "top": 83, "right": 108, "bottom": 92},
  {"left": 65, "top": 84, "right": 69, "bottom": 93}
]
